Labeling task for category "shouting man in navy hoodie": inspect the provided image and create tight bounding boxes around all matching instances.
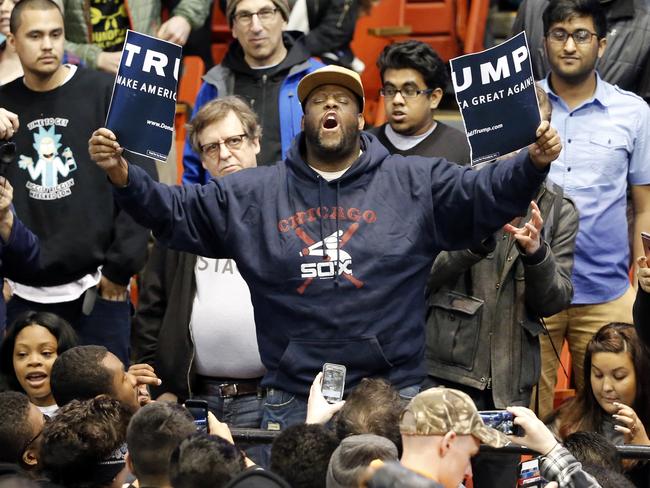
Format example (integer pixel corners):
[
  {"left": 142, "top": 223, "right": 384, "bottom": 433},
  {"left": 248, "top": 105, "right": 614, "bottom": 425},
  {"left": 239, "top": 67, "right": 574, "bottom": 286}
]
[{"left": 89, "top": 65, "right": 562, "bottom": 431}]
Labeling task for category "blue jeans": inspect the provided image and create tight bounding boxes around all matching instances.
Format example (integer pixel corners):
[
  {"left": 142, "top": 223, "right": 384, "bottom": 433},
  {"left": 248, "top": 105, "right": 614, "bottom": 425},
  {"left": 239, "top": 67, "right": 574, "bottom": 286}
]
[
  {"left": 195, "top": 390, "right": 264, "bottom": 429},
  {"left": 7, "top": 292, "right": 131, "bottom": 366}
]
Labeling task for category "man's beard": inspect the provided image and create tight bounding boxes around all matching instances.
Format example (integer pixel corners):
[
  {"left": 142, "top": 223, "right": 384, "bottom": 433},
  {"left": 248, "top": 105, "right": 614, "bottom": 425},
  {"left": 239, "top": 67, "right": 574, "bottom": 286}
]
[{"left": 304, "top": 118, "right": 359, "bottom": 163}]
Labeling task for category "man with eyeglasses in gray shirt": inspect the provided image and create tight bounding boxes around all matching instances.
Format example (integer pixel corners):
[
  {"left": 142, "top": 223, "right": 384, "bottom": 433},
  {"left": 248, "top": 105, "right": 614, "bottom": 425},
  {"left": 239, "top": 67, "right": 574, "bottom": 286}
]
[{"left": 369, "top": 41, "right": 471, "bottom": 164}]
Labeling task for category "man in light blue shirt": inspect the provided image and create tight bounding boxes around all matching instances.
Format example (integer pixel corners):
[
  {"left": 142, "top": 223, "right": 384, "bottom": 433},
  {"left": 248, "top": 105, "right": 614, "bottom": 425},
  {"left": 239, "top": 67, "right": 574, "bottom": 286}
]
[{"left": 536, "top": 0, "right": 650, "bottom": 419}]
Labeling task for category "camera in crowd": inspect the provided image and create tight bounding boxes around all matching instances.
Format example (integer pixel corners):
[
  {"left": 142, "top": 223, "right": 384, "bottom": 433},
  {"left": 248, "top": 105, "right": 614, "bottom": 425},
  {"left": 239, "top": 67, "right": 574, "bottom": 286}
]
[
  {"left": 478, "top": 410, "right": 524, "bottom": 436},
  {"left": 0, "top": 139, "right": 15, "bottom": 168}
]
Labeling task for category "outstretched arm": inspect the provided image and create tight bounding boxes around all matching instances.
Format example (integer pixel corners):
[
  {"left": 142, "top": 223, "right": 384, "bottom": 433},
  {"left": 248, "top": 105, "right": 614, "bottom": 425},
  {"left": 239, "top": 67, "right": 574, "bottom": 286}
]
[
  {"left": 429, "top": 122, "right": 561, "bottom": 252},
  {"left": 89, "top": 128, "right": 230, "bottom": 259}
]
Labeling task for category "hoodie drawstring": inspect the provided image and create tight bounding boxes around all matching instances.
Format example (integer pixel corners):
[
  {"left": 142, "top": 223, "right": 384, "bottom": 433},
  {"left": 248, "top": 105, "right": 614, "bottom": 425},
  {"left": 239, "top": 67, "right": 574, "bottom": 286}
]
[
  {"left": 335, "top": 181, "right": 341, "bottom": 286},
  {"left": 317, "top": 176, "right": 325, "bottom": 254}
]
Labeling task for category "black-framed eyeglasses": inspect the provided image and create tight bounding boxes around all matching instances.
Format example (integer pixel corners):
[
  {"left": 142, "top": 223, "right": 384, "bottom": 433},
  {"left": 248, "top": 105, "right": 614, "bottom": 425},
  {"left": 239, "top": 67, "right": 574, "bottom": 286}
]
[
  {"left": 379, "top": 86, "right": 434, "bottom": 99},
  {"left": 546, "top": 28, "right": 598, "bottom": 45},
  {"left": 233, "top": 7, "right": 278, "bottom": 26},
  {"left": 200, "top": 134, "right": 248, "bottom": 158}
]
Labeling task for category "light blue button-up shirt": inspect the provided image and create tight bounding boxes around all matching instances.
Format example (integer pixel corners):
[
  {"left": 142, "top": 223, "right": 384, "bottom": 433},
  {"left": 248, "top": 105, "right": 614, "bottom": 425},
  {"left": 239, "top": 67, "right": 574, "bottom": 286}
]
[{"left": 541, "top": 74, "right": 650, "bottom": 304}]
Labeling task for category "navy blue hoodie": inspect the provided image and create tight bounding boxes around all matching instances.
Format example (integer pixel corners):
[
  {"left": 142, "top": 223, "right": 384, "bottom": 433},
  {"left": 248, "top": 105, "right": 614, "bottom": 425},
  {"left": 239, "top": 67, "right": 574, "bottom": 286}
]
[{"left": 115, "top": 133, "right": 547, "bottom": 396}]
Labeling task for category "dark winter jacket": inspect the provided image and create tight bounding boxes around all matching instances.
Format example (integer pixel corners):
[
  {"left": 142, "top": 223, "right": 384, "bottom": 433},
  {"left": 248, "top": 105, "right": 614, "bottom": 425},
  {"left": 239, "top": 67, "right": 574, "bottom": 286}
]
[
  {"left": 303, "top": 0, "right": 359, "bottom": 67},
  {"left": 426, "top": 181, "right": 578, "bottom": 407},
  {"left": 182, "top": 33, "right": 323, "bottom": 184},
  {"left": 132, "top": 242, "right": 198, "bottom": 400},
  {"left": 114, "top": 132, "right": 549, "bottom": 396}
]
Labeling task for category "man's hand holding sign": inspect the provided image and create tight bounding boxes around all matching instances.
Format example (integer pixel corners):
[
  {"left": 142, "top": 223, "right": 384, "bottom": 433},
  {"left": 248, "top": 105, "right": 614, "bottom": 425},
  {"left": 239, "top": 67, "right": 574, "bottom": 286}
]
[{"left": 528, "top": 120, "right": 561, "bottom": 169}]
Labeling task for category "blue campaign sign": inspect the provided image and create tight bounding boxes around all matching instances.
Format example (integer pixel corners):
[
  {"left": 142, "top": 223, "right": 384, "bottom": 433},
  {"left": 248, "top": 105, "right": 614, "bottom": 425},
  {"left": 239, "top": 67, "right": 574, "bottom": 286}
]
[
  {"left": 450, "top": 32, "right": 540, "bottom": 165},
  {"left": 106, "top": 30, "right": 182, "bottom": 162}
]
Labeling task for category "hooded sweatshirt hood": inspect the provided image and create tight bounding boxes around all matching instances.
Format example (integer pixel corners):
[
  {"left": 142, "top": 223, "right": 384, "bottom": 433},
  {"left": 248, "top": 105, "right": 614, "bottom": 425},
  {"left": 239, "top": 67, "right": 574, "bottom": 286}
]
[{"left": 220, "top": 31, "right": 313, "bottom": 166}]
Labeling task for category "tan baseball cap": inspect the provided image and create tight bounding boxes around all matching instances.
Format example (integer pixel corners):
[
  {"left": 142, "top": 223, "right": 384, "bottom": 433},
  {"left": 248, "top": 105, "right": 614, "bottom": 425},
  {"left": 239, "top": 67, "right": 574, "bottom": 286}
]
[
  {"left": 297, "top": 65, "right": 365, "bottom": 111},
  {"left": 399, "top": 388, "right": 510, "bottom": 448}
]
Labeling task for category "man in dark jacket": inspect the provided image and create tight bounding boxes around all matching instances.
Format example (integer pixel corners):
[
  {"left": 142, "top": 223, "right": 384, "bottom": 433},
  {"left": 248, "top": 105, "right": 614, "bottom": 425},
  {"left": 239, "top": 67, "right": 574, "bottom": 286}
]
[
  {"left": 426, "top": 183, "right": 578, "bottom": 487},
  {"left": 513, "top": 0, "right": 650, "bottom": 102},
  {"left": 89, "top": 65, "right": 562, "bottom": 431},
  {"left": 182, "top": 0, "right": 323, "bottom": 184},
  {"left": 424, "top": 89, "right": 579, "bottom": 488}
]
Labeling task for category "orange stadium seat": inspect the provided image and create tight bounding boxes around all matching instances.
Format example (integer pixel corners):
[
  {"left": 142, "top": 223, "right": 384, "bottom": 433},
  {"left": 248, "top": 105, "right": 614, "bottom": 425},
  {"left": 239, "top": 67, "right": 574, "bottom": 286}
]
[
  {"left": 175, "top": 56, "right": 206, "bottom": 183},
  {"left": 553, "top": 341, "right": 575, "bottom": 409},
  {"left": 211, "top": 1, "right": 233, "bottom": 65}
]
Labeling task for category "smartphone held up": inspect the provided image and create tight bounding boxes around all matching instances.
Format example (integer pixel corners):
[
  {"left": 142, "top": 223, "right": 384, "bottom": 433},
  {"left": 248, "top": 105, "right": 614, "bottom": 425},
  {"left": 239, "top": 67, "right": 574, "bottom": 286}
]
[
  {"left": 184, "top": 399, "right": 210, "bottom": 434},
  {"left": 321, "top": 363, "right": 346, "bottom": 403}
]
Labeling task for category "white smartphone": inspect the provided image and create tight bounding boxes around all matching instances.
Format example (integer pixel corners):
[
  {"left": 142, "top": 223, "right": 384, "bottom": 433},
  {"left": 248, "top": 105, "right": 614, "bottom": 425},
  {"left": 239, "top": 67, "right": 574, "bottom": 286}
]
[{"left": 322, "top": 363, "right": 346, "bottom": 403}]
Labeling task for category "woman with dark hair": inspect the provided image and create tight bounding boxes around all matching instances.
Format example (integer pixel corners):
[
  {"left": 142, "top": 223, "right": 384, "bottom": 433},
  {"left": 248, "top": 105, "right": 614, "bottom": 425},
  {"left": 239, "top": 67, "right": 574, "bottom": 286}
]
[
  {"left": 0, "top": 311, "right": 77, "bottom": 416},
  {"left": 547, "top": 323, "right": 650, "bottom": 486},
  {"left": 549, "top": 323, "right": 650, "bottom": 446}
]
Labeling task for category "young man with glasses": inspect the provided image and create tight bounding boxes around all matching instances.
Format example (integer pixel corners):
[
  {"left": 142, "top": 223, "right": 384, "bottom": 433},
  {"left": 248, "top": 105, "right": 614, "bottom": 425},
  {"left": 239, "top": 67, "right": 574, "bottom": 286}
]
[
  {"left": 513, "top": 0, "right": 650, "bottom": 103},
  {"left": 132, "top": 96, "right": 268, "bottom": 429},
  {"left": 182, "top": 0, "right": 323, "bottom": 184},
  {"left": 533, "top": 0, "right": 650, "bottom": 420},
  {"left": 369, "top": 41, "right": 470, "bottom": 164}
]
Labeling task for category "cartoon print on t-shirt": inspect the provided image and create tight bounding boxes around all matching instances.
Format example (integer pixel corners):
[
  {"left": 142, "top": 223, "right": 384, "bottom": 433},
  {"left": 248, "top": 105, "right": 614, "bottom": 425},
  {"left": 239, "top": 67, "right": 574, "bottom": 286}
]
[{"left": 18, "top": 124, "right": 77, "bottom": 200}]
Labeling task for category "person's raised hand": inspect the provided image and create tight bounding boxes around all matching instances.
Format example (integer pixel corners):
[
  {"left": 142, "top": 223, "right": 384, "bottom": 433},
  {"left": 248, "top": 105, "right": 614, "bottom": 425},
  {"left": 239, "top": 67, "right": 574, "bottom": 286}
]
[
  {"left": 127, "top": 363, "right": 162, "bottom": 388},
  {"left": 97, "top": 51, "right": 122, "bottom": 74},
  {"left": 504, "top": 201, "right": 543, "bottom": 255},
  {"left": 613, "top": 402, "right": 650, "bottom": 445},
  {"left": 157, "top": 16, "right": 192, "bottom": 45},
  {"left": 528, "top": 120, "right": 562, "bottom": 170},
  {"left": 637, "top": 256, "right": 650, "bottom": 293},
  {"left": 506, "top": 406, "right": 558, "bottom": 455},
  {"left": 89, "top": 128, "right": 129, "bottom": 187},
  {"left": 0, "top": 108, "right": 18, "bottom": 140},
  {"left": 98, "top": 275, "right": 127, "bottom": 301},
  {"left": 306, "top": 372, "right": 345, "bottom": 424},
  {"left": 207, "top": 411, "right": 235, "bottom": 444}
]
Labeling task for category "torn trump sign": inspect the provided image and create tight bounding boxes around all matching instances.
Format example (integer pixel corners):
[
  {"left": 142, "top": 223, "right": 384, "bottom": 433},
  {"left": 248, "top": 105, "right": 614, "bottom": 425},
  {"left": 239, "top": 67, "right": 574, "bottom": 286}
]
[
  {"left": 450, "top": 32, "right": 540, "bottom": 165},
  {"left": 106, "top": 30, "right": 181, "bottom": 162}
]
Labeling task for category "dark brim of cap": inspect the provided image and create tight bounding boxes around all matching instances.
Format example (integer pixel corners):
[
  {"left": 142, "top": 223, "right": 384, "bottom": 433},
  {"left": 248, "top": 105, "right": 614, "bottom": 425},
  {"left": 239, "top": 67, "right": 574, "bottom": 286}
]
[{"left": 297, "top": 67, "right": 365, "bottom": 111}]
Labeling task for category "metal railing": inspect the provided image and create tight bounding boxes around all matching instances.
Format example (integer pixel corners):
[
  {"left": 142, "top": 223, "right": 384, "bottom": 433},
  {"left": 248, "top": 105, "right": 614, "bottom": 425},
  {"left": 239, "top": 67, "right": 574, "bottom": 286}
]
[{"left": 231, "top": 428, "right": 650, "bottom": 459}]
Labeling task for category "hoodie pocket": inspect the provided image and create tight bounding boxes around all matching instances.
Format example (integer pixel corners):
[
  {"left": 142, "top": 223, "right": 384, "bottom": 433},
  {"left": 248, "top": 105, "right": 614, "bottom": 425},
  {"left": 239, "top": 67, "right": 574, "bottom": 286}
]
[
  {"left": 426, "top": 290, "right": 483, "bottom": 370},
  {"left": 277, "top": 337, "right": 394, "bottom": 387}
]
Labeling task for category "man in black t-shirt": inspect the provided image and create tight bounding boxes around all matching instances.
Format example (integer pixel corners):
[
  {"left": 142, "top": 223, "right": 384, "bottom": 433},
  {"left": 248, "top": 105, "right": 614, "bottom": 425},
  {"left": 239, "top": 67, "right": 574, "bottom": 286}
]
[
  {"left": 369, "top": 41, "right": 471, "bottom": 164},
  {"left": 0, "top": 0, "right": 156, "bottom": 365}
]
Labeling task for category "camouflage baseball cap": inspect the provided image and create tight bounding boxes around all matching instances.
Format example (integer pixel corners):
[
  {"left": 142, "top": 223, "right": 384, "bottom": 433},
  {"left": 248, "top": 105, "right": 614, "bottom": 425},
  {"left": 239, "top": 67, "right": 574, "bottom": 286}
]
[{"left": 399, "top": 388, "right": 510, "bottom": 448}]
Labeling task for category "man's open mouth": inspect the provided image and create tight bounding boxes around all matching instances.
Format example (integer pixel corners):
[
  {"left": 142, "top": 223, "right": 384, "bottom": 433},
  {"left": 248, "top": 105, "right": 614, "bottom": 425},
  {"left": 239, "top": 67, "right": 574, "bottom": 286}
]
[{"left": 322, "top": 112, "right": 339, "bottom": 130}]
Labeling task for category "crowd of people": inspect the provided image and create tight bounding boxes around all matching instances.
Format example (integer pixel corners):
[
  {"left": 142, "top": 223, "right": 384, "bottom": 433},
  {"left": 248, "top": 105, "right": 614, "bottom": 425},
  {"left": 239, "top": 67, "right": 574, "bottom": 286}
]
[{"left": 0, "top": 0, "right": 649, "bottom": 486}]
